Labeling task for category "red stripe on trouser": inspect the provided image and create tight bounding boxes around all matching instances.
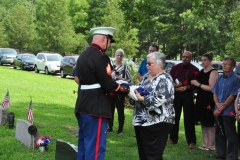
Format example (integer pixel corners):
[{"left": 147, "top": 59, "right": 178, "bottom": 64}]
[{"left": 95, "top": 117, "right": 102, "bottom": 160}]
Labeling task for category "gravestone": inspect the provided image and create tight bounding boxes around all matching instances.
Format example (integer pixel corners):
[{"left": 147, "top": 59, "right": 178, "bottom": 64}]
[
  {"left": 55, "top": 139, "right": 78, "bottom": 160},
  {"left": 0, "top": 107, "right": 8, "bottom": 125},
  {"left": 15, "top": 119, "right": 40, "bottom": 148}
]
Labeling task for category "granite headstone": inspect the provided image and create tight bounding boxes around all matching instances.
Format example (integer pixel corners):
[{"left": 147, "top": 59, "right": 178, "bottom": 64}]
[
  {"left": 15, "top": 119, "right": 40, "bottom": 149},
  {"left": 55, "top": 139, "right": 78, "bottom": 160},
  {"left": 0, "top": 107, "right": 8, "bottom": 125}
]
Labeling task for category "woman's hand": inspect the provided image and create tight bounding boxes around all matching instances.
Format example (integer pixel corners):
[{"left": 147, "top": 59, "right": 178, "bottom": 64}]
[
  {"left": 174, "top": 82, "right": 183, "bottom": 88},
  {"left": 135, "top": 90, "right": 144, "bottom": 102},
  {"left": 191, "top": 80, "right": 199, "bottom": 87},
  {"left": 116, "top": 75, "right": 124, "bottom": 80}
]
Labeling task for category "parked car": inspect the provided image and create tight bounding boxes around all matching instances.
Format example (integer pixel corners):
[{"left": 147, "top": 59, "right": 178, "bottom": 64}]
[
  {"left": 211, "top": 61, "right": 223, "bottom": 75},
  {"left": 34, "top": 53, "right": 63, "bottom": 75},
  {"left": 110, "top": 57, "right": 138, "bottom": 71},
  {"left": 164, "top": 60, "right": 203, "bottom": 73},
  {"left": 0, "top": 48, "right": 18, "bottom": 65},
  {"left": 60, "top": 55, "right": 79, "bottom": 78},
  {"left": 13, "top": 53, "right": 36, "bottom": 70}
]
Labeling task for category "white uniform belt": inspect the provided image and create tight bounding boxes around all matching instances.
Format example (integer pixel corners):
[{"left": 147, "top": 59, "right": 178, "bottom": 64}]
[{"left": 81, "top": 83, "right": 101, "bottom": 90}]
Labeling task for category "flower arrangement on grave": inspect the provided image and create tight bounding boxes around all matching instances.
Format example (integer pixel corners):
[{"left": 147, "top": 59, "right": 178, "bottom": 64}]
[{"left": 35, "top": 136, "right": 51, "bottom": 152}]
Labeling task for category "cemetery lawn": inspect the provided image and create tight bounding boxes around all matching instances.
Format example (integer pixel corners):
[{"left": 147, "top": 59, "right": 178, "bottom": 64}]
[{"left": 1, "top": 66, "right": 212, "bottom": 160}]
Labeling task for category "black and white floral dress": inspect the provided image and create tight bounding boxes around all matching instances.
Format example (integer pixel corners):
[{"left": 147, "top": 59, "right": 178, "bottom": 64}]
[{"left": 132, "top": 72, "right": 175, "bottom": 126}]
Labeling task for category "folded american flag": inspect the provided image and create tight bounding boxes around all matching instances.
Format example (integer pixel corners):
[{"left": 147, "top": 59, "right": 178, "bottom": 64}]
[{"left": 116, "top": 80, "right": 150, "bottom": 96}]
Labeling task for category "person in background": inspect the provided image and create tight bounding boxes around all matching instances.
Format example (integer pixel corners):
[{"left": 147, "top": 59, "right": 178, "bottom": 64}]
[
  {"left": 108, "top": 48, "right": 132, "bottom": 135},
  {"left": 208, "top": 57, "right": 240, "bottom": 160},
  {"left": 191, "top": 52, "right": 218, "bottom": 151},
  {"left": 234, "top": 88, "right": 240, "bottom": 152},
  {"left": 137, "top": 44, "right": 159, "bottom": 81},
  {"left": 75, "top": 27, "right": 130, "bottom": 160},
  {"left": 168, "top": 51, "right": 199, "bottom": 149},
  {"left": 132, "top": 51, "right": 175, "bottom": 160}
]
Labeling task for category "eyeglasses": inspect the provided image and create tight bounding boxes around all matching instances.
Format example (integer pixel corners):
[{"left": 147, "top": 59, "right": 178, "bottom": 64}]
[
  {"left": 116, "top": 55, "right": 123, "bottom": 57},
  {"left": 182, "top": 56, "right": 190, "bottom": 58},
  {"left": 222, "top": 63, "right": 232, "bottom": 66},
  {"left": 146, "top": 62, "right": 155, "bottom": 66}
]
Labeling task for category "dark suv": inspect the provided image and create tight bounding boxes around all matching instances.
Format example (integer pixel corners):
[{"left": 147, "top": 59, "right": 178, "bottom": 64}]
[
  {"left": 60, "top": 56, "right": 79, "bottom": 78},
  {"left": 0, "top": 48, "right": 18, "bottom": 65}
]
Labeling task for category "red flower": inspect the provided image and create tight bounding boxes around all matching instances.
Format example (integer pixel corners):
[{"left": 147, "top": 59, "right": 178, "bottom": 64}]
[
  {"left": 194, "top": 71, "right": 198, "bottom": 76},
  {"left": 230, "top": 111, "right": 235, "bottom": 117},
  {"left": 183, "top": 80, "right": 188, "bottom": 85}
]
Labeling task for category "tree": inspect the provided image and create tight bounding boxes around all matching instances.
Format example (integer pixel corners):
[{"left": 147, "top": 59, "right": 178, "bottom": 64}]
[
  {"left": 119, "top": 0, "right": 193, "bottom": 58},
  {"left": 101, "top": 0, "right": 139, "bottom": 59},
  {"left": 3, "top": 5, "right": 36, "bottom": 52},
  {"left": 226, "top": 3, "right": 240, "bottom": 61},
  {"left": 68, "top": 0, "right": 89, "bottom": 34},
  {"left": 36, "top": 0, "right": 79, "bottom": 53}
]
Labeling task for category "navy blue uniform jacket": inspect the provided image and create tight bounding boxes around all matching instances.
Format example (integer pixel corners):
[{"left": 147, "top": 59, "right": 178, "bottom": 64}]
[{"left": 75, "top": 44, "right": 119, "bottom": 118}]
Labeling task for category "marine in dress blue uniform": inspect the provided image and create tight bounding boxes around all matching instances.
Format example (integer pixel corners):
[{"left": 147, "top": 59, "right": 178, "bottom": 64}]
[{"left": 75, "top": 27, "right": 129, "bottom": 160}]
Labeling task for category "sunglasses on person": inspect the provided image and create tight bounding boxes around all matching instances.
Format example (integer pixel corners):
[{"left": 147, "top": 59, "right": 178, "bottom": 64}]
[
  {"left": 146, "top": 62, "right": 155, "bottom": 66},
  {"left": 116, "top": 55, "right": 123, "bottom": 57}
]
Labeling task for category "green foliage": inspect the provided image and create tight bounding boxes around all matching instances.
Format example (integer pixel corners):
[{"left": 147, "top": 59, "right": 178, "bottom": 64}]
[
  {"left": 0, "top": 0, "right": 239, "bottom": 59},
  {"left": 3, "top": 5, "right": 36, "bottom": 52},
  {"left": 36, "top": 0, "right": 78, "bottom": 53},
  {"left": 226, "top": 4, "right": 240, "bottom": 61},
  {"left": 68, "top": 0, "right": 89, "bottom": 33},
  {"left": 102, "top": 0, "right": 139, "bottom": 59},
  {"left": 0, "top": 21, "right": 8, "bottom": 47}
]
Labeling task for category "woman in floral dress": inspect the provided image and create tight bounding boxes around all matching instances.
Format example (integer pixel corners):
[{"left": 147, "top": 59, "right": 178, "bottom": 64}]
[{"left": 132, "top": 52, "right": 175, "bottom": 160}]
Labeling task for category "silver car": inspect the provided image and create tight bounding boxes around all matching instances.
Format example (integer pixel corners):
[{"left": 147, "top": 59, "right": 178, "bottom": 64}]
[{"left": 0, "top": 48, "right": 18, "bottom": 65}]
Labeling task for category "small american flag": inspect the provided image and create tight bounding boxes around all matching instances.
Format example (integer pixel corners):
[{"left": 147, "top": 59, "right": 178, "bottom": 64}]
[
  {"left": 2, "top": 90, "right": 10, "bottom": 109},
  {"left": 27, "top": 100, "right": 34, "bottom": 122}
]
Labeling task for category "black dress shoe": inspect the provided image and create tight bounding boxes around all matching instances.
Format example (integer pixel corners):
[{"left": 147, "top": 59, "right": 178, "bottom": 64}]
[{"left": 208, "top": 154, "right": 226, "bottom": 160}]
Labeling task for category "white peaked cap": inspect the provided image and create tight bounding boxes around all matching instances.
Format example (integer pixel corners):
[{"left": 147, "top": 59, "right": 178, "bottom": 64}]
[
  {"left": 90, "top": 27, "right": 116, "bottom": 43},
  {"left": 90, "top": 27, "right": 116, "bottom": 36}
]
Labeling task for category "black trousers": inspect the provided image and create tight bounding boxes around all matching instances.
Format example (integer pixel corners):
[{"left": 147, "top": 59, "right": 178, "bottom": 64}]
[
  {"left": 108, "top": 94, "right": 125, "bottom": 131},
  {"left": 134, "top": 123, "right": 173, "bottom": 160},
  {"left": 169, "top": 91, "right": 196, "bottom": 145},
  {"left": 215, "top": 116, "right": 238, "bottom": 160}
]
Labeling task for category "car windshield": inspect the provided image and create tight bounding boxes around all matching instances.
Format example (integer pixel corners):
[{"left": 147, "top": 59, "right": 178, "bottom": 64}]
[
  {"left": 22, "top": 55, "right": 35, "bottom": 60},
  {"left": 2, "top": 49, "right": 17, "bottom": 55},
  {"left": 46, "top": 55, "right": 62, "bottom": 61}
]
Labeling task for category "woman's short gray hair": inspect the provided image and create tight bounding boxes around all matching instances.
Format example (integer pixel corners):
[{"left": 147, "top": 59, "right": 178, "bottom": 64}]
[
  {"left": 147, "top": 52, "right": 166, "bottom": 68},
  {"left": 115, "top": 48, "right": 124, "bottom": 55}
]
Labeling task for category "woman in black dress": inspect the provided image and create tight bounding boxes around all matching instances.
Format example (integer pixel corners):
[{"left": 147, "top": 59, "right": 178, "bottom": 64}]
[{"left": 191, "top": 52, "right": 219, "bottom": 151}]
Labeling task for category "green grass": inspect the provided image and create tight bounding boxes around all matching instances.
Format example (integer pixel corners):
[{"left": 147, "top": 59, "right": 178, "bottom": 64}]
[{"left": 0, "top": 66, "right": 211, "bottom": 160}]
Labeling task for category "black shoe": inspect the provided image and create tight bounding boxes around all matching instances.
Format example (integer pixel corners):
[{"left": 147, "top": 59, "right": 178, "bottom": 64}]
[
  {"left": 117, "top": 130, "right": 123, "bottom": 135},
  {"left": 208, "top": 154, "right": 226, "bottom": 160},
  {"left": 107, "top": 128, "right": 113, "bottom": 133}
]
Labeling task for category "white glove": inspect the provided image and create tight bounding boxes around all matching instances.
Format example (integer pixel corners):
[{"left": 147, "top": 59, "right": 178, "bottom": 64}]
[
  {"left": 116, "top": 80, "right": 129, "bottom": 84},
  {"left": 128, "top": 86, "right": 139, "bottom": 101}
]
